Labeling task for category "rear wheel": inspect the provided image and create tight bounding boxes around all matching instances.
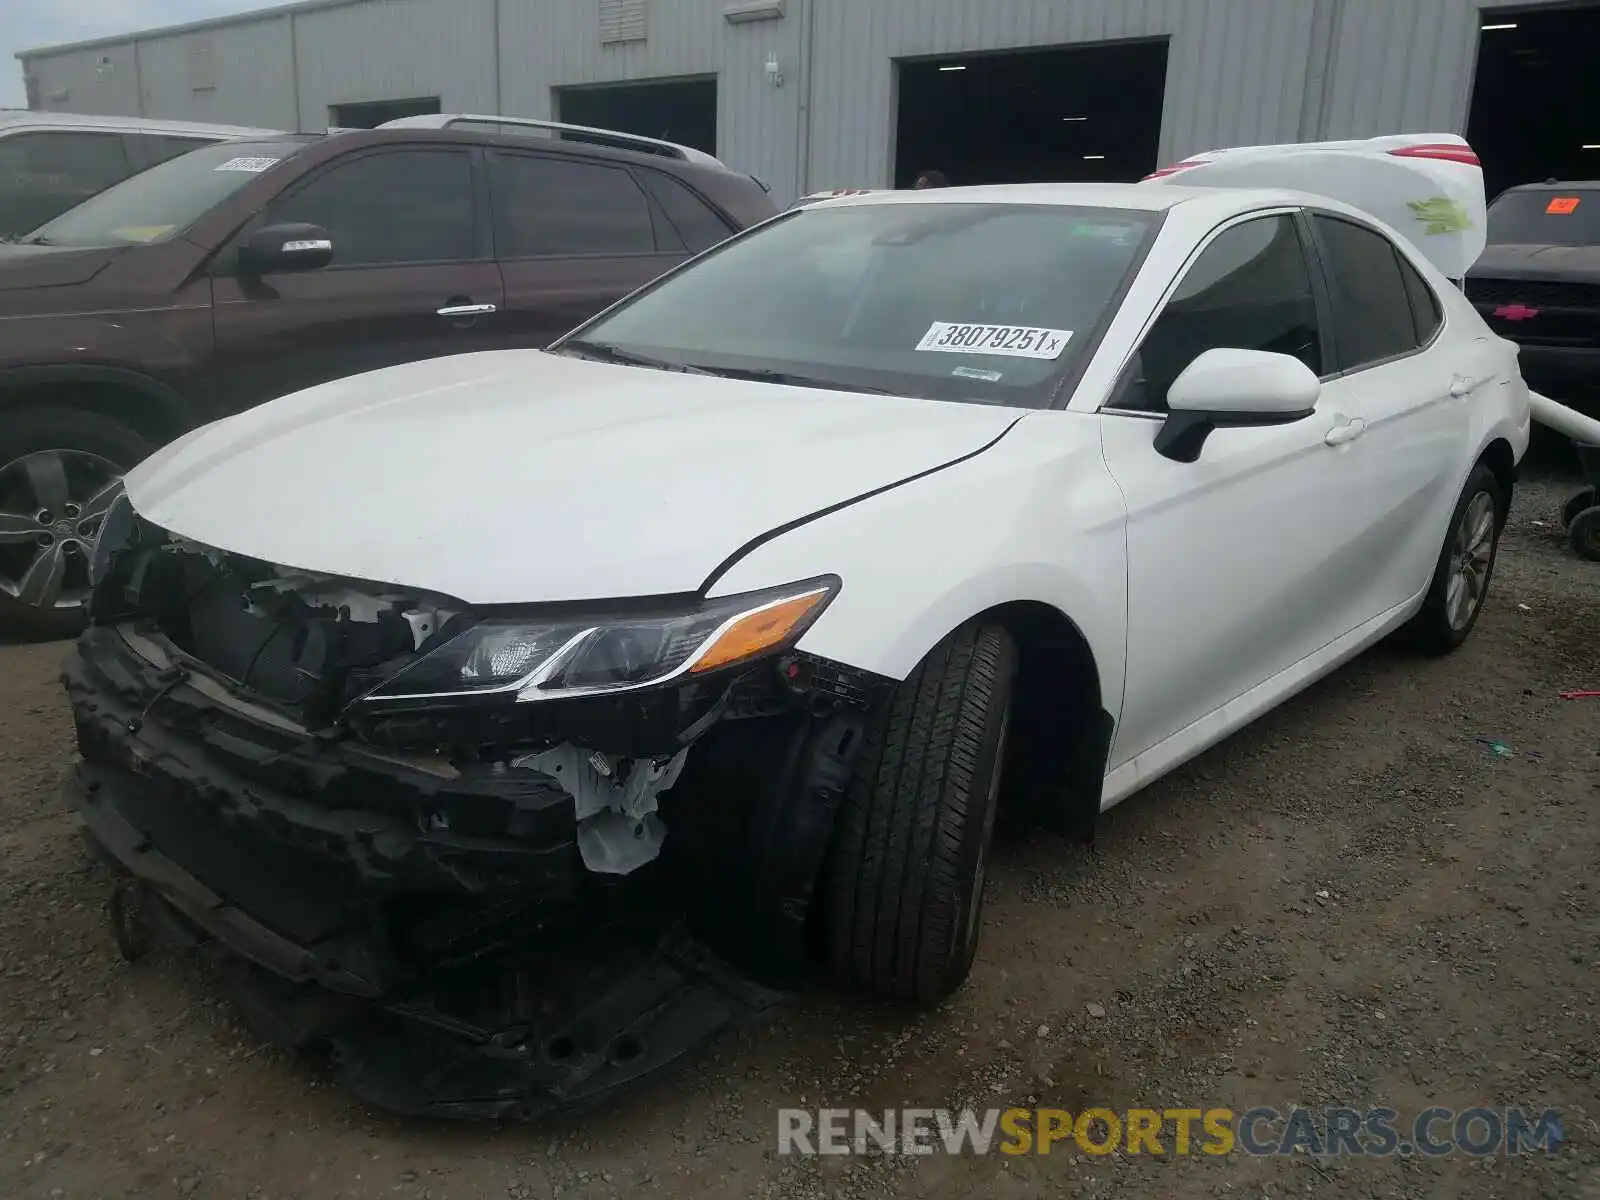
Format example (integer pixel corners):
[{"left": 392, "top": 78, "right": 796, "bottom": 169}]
[
  {"left": 1561, "top": 487, "right": 1596, "bottom": 531},
  {"left": 825, "top": 622, "right": 1016, "bottom": 1006},
  {"left": 1400, "top": 463, "right": 1503, "bottom": 656},
  {"left": 0, "top": 408, "right": 151, "bottom": 641},
  {"left": 1569, "top": 507, "right": 1600, "bottom": 563}
]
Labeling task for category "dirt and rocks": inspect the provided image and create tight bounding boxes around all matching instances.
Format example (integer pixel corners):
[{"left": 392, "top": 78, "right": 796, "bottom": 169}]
[{"left": 0, "top": 446, "right": 1595, "bottom": 1200}]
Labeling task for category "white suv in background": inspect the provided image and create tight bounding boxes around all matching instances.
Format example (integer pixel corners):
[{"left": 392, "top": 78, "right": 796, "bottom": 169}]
[{"left": 0, "top": 110, "right": 284, "bottom": 237}]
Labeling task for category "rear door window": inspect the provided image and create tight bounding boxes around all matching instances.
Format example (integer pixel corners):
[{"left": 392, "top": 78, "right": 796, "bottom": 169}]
[
  {"left": 267, "top": 148, "right": 477, "bottom": 266},
  {"left": 488, "top": 153, "right": 658, "bottom": 258},
  {"left": 130, "top": 133, "right": 217, "bottom": 169},
  {"left": 638, "top": 171, "right": 734, "bottom": 253},
  {"left": 1312, "top": 214, "right": 1421, "bottom": 371},
  {"left": 0, "top": 131, "right": 133, "bottom": 235}
]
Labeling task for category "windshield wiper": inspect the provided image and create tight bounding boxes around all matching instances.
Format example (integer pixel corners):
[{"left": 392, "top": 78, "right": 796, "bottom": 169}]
[
  {"left": 557, "top": 339, "right": 712, "bottom": 374},
  {"left": 677, "top": 364, "right": 895, "bottom": 395}
]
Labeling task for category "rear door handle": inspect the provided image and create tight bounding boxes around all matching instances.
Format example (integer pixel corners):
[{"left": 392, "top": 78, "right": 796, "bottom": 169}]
[
  {"left": 1323, "top": 416, "right": 1367, "bottom": 447},
  {"left": 437, "top": 303, "right": 498, "bottom": 318},
  {"left": 1450, "top": 373, "right": 1492, "bottom": 398}
]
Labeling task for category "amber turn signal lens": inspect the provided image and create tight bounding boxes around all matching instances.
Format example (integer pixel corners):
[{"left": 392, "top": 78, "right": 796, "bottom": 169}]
[{"left": 689, "top": 589, "right": 830, "bottom": 674}]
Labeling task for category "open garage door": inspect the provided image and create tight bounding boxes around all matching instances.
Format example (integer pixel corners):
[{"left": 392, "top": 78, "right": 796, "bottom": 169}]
[
  {"left": 893, "top": 39, "right": 1169, "bottom": 189},
  {"left": 556, "top": 77, "right": 717, "bottom": 156},
  {"left": 1467, "top": 3, "right": 1600, "bottom": 200}
]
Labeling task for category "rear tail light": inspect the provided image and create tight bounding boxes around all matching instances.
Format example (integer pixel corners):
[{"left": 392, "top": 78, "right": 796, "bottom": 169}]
[
  {"left": 1141, "top": 159, "right": 1205, "bottom": 181},
  {"left": 1387, "top": 143, "right": 1481, "bottom": 166}
]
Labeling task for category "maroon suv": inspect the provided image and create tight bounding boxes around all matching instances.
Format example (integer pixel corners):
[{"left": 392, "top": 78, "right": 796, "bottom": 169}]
[{"left": 0, "top": 118, "right": 777, "bottom": 637}]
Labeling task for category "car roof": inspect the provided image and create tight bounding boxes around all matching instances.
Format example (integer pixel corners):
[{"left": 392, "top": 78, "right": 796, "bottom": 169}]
[
  {"left": 378, "top": 113, "right": 729, "bottom": 171},
  {"left": 0, "top": 108, "right": 284, "bottom": 138},
  {"left": 804, "top": 180, "right": 1315, "bottom": 215},
  {"left": 324, "top": 123, "right": 739, "bottom": 182}
]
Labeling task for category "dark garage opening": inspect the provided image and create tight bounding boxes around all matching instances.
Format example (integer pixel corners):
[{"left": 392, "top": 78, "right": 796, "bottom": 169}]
[
  {"left": 893, "top": 40, "right": 1169, "bottom": 189},
  {"left": 1467, "top": 3, "right": 1600, "bottom": 199},
  {"left": 555, "top": 77, "right": 717, "bottom": 156},
  {"left": 329, "top": 96, "right": 441, "bottom": 129}
]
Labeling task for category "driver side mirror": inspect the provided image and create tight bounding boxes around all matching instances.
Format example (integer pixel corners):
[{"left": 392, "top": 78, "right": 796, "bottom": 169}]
[
  {"left": 1154, "top": 348, "right": 1320, "bottom": 463},
  {"left": 237, "top": 222, "right": 334, "bottom": 275}
]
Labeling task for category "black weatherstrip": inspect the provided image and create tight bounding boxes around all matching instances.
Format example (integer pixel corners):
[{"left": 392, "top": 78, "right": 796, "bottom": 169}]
[{"left": 697, "top": 415, "right": 1027, "bottom": 595}]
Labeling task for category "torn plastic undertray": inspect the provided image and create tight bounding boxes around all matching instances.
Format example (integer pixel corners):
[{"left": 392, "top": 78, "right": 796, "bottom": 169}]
[
  {"left": 227, "top": 907, "right": 781, "bottom": 1123},
  {"left": 88, "top": 828, "right": 784, "bottom": 1124}
]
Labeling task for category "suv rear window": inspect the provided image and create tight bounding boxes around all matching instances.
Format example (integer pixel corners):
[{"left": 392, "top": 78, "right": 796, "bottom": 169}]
[
  {"left": 1486, "top": 188, "right": 1600, "bottom": 247},
  {"left": 23, "top": 139, "right": 310, "bottom": 249}
]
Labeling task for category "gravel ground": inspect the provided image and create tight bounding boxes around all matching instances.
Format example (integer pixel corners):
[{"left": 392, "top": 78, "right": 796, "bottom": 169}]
[{"left": 0, "top": 440, "right": 1595, "bottom": 1200}]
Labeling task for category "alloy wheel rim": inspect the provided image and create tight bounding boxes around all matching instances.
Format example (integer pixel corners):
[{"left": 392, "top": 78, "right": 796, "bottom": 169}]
[
  {"left": 1445, "top": 490, "right": 1496, "bottom": 632},
  {"left": 0, "top": 449, "right": 124, "bottom": 612}
]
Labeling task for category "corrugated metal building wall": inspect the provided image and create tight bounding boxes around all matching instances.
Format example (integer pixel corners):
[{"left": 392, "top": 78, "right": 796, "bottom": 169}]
[{"left": 15, "top": 0, "right": 1490, "bottom": 203}]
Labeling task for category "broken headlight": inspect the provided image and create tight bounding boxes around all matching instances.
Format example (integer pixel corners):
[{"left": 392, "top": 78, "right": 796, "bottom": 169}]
[{"left": 358, "top": 577, "right": 838, "bottom": 705}]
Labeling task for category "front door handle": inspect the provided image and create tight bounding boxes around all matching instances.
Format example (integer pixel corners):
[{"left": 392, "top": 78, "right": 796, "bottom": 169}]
[
  {"left": 1323, "top": 416, "right": 1367, "bottom": 447},
  {"left": 437, "top": 302, "right": 498, "bottom": 318}
]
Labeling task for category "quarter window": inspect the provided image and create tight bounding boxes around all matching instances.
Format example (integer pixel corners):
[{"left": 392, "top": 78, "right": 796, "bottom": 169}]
[
  {"left": 639, "top": 171, "right": 733, "bottom": 253},
  {"left": 1397, "top": 250, "right": 1443, "bottom": 344},
  {"left": 267, "top": 149, "right": 475, "bottom": 267},
  {"left": 489, "top": 153, "right": 657, "bottom": 257},
  {"left": 1312, "top": 214, "right": 1422, "bottom": 370},
  {"left": 1119, "top": 214, "right": 1323, "bottom": 413}
]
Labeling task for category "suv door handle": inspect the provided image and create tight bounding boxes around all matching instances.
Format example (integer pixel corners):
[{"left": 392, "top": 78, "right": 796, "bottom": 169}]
[
  {"left": 437, "top": 303, "right": 498, "bottom": 318},
  {"left": 1323, "top": 416, "right": 1367, "bottom": 447}
]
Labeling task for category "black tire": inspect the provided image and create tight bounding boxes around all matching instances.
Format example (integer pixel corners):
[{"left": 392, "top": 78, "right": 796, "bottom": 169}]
[
  {"left": 1570, "top": 507, "right": 1600, "bottom": 563},
  {"left": 825, "top": 622, "right": 1017, "bottom": 1006},
  {"left": 1400, "top": 463, "right": 1504, "bottom": 656},
  {"left": 0, "top": 407, "right": 153, "bottom": 642},
  {"left": 1561, "top": 488, "right": 1597, "bottom": 531}
]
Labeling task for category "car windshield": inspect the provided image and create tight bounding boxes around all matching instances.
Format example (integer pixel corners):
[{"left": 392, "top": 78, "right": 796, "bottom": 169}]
[
  {"left": 559, "top": 201, "right": 1159, "bottom": 406},
  {"left": 22, "top": 139, "right": 311, "bottom": 248},
  {"left": 1486, "top": 188, "right": 1600, "bottom": 247}
]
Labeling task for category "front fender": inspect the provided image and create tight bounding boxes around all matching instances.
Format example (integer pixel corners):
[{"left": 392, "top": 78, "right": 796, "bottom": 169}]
[{"left": 708, "top": 410, "right": 1129, "bottom": 719}]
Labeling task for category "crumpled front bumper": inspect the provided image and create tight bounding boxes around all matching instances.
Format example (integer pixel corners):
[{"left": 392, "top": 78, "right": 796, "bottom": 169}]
[{"left": 63, "top": 624, "right": 786, "bottom": 1120}]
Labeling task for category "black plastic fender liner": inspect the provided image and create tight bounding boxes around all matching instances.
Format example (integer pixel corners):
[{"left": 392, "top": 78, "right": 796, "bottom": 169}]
[{"left": 666, "top": 703, "right": 879, "bottom": 988}]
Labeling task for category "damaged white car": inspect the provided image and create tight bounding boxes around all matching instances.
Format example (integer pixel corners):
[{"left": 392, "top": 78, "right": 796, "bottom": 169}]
[{"left": 65, "top": 134, "right": 1530, "bottom": 1120}]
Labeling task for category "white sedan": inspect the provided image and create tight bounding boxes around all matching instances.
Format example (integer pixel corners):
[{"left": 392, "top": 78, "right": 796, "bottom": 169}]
[{"left": 73, "top": 136, "right": 1530, "bottom": 1023}]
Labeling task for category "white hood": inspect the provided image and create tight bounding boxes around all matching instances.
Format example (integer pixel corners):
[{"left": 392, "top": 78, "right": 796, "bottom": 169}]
[{"left": 125, "top": 350, "right": 1021, "bottom": 604}]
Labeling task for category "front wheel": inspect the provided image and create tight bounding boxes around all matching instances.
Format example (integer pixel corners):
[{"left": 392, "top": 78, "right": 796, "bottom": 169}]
[
  {"left": 824, "top": 622, "right": 1017, "bottom": 1006},
  {"left": 1400, "top": 463, "right": 1504, "bottom": 656},
  {"left": 0, "top": 408, "right": 151, "bottom": 641}
]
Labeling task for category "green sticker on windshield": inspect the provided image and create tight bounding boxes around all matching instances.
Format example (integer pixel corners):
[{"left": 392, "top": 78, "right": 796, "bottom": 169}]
[{"left": 1407, "top": 196, "right": 1473, "bottom": 236}]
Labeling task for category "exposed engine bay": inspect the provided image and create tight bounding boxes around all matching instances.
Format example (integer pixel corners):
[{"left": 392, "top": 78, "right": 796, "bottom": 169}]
[{"left": 66, "top": 505, "right": 890, "bottom": 1120}]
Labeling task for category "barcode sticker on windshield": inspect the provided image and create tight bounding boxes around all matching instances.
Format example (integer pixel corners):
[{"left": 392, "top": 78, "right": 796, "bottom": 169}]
[
  {"left": 916, "top": 322, "right": 1073, "bottom": 359},
  {"left": 213, "top": 156, "right": 280, "bottom": 173}
]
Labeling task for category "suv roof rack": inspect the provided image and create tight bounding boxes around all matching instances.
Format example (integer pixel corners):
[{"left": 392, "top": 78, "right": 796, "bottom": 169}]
[{"left": 378, "top": 113, "right": 727, "bottom": 170}]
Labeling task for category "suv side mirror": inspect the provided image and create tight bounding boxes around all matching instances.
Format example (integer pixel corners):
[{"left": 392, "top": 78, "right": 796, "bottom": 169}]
[
  {"left": 238, "top": 222, "right": 334, "bottom": 275},
  {"left": 1154, "top": 348, "right": 1320, "bottom": 463}
]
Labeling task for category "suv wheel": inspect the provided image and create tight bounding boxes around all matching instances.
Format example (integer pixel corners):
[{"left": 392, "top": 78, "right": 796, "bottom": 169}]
[{"left": 0, "top": 408, "right": 151, "bottom": 641}]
